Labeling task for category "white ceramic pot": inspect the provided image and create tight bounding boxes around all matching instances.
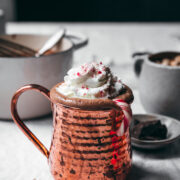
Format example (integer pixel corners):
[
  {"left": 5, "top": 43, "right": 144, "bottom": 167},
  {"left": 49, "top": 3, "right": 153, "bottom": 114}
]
[
  {"left": 0, "top": 32, "right": 88, "bottom": 119},
  {"left": 133, "top": 51, "right": 180, "bottom": 119}
]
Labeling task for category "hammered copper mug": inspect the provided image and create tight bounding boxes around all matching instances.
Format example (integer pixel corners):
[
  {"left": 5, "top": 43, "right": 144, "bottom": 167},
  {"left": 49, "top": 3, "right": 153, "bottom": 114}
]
[{"left": 11, "top": 84, "right": 132, "bottom": 180}]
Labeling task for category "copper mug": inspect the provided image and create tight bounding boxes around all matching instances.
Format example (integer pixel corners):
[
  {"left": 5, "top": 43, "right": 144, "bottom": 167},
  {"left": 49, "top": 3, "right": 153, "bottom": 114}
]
[{"left": 11, "top": 84, "right": 132, "bottom": 180}]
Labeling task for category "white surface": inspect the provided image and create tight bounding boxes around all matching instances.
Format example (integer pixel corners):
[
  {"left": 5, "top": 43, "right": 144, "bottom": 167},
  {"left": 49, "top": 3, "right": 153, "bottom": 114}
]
[{"left": 0, "top": 22, "right": 180, "bottom": 180}]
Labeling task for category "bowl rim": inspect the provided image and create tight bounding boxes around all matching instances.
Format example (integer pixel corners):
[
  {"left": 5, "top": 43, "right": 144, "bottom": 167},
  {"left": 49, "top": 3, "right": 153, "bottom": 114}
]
[{"left": 131, "top": 113, "right": 180, "bottom": 145}]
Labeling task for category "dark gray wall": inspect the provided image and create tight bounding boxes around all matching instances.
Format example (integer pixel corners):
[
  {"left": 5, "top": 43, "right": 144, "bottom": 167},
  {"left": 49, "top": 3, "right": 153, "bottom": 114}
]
[{"left": 16, "top": 0, "right": 180, "bottom": 22}]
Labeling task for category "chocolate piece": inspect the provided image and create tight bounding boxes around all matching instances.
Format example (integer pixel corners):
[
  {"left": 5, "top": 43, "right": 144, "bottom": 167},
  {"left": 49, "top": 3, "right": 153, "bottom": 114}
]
[{"left": 132, "top": 119, "right": 168, "bottom": 140}]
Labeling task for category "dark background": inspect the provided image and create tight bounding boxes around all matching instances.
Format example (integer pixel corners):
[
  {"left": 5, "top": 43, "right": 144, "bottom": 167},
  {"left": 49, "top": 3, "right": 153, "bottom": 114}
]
[{"left": 16, "top": 0, "right": 180, "bottom": 22}]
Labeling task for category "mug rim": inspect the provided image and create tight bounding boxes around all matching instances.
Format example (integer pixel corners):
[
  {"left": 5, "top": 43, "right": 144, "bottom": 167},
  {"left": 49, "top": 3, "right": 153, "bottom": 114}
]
[
  {"left": 55, "top": 103, "right": 113, "bottom": 111},
  {"left": 50, "top": 82, "right": 134, "bottom": 110},
  {"left": 146, "top": 51, "right": 180, "bottom": 70}
]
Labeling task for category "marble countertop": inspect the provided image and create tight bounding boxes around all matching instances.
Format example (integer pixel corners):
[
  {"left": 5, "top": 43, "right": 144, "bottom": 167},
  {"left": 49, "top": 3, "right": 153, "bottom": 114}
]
[{"left": 0, "top": 22, "right": 180, "bottom": 180}]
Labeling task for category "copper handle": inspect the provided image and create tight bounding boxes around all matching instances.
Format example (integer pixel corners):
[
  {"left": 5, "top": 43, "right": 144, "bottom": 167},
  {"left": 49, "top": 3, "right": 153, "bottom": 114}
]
[{"left": 11, "top": 84, "right": 50, "bottom": 158}]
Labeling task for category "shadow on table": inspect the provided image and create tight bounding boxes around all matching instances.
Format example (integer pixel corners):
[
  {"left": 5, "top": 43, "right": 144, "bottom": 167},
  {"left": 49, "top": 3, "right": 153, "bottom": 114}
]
[
  {"left": 127, "top": 164, "right": 173, "bottom": 180},
  {"left": 0, "top": 113, "right": 52, "bottom": 122},
  {"left": 132, "top": 140, "right": 180, "bottom": 159},
  {"left": 0, "top": 113, "right": 53, "bottom": 128}
]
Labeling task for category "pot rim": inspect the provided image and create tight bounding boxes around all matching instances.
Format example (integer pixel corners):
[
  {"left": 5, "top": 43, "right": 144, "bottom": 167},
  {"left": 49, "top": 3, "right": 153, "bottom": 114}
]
[{"left": 0, "top": 34, "right": 74, "bottom": 60}]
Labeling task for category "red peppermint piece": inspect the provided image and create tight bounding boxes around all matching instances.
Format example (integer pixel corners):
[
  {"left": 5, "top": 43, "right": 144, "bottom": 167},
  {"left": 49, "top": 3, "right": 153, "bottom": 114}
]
[
  {"left": 113, "top": 151, "right": 119, "bottom": 157},
  {"left": 77, "top": 72, "right": 80, "bottom": 76},
  {"left": 110, "top": 131, "right": 116, "bottom": 136},
  {"left": 100, "top": 91, "right": 104, "bottom": 97},
  {"left": 114, "top": 144, "right": 120, "bottom": 150},
  {"left": 111, "top": 158, "right": 116, "bottom": 165},
  {"left": 98, "top": 71, "right": 102, "bottom": 74},
  {"left": 115, "top": 117, "right": 121, "bottom": 122}
]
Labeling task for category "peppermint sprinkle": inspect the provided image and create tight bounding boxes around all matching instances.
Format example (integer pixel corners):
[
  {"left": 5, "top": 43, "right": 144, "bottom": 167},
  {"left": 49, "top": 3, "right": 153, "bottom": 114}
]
[
  {"left": 100, "top": 91, "right": 104, "bottom": 97},
  {"left": 57, "top": 61, "right": 124, "bottom": 99}
]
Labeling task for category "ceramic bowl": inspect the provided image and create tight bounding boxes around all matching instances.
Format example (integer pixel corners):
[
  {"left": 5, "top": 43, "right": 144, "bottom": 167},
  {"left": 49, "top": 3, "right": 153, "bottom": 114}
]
[{"left": 131, "top": 113, "right": 180, "bottom": 149}]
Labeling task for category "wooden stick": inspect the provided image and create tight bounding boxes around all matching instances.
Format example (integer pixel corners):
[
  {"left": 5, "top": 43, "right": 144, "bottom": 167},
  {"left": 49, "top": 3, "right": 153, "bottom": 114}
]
[{"left": 0, "top": 38, "right": 36, "bottom": 57}]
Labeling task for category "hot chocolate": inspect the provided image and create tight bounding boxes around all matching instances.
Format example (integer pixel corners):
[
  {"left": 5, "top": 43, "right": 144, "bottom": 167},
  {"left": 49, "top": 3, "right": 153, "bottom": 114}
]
[
  {"left": 154, "top": 55, "right": 180, "bottom": 66},
  {"left": 50, "top": 62, "right": 133, "bottom": 109}
]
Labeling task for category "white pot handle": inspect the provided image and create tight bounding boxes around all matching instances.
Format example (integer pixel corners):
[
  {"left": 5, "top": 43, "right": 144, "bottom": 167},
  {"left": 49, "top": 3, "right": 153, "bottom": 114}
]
[{"left": 65, "top": 31, "right": 88, "bottom": 50}]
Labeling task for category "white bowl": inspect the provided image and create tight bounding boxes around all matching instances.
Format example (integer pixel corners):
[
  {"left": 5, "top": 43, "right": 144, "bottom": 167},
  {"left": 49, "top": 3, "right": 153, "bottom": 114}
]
[{"left": 131, "top": 113, "right": 180, "bottom": 149}]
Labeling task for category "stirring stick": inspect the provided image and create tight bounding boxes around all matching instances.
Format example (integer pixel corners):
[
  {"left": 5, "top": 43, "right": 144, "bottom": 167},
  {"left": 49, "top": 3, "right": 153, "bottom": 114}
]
[{"left": 35, "top": 28, "right": 65, "bottom": 57}]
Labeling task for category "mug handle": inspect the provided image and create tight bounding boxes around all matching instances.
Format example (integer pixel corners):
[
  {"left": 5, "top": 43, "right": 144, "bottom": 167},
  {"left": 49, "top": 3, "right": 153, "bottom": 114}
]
[
  {"left": 132, "top": 52, "right": 151, "bottom": 77},
  {"left": 65, "top": 31, "right": 88, "bottom": 50},
  {"left": 11, "top": 84, "right": 50, "bottom": 158}
]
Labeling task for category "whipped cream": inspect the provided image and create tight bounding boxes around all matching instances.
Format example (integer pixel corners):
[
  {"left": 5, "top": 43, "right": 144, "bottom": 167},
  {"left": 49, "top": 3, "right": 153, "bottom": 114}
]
[{"left": 56, "top": 62, "right": 124, "bottom": 99}]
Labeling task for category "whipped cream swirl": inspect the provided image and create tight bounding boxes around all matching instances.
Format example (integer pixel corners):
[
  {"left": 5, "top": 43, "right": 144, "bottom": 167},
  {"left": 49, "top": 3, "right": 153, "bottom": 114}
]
[{"left": 56, "top": 62, "right": 124, "bottom": 99}]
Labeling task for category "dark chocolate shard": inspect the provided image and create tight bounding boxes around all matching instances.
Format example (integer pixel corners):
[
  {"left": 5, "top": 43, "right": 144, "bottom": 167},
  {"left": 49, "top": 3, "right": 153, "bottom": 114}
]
[{"left": 132, "top": 119, "right": 168, "bottom": 140}]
